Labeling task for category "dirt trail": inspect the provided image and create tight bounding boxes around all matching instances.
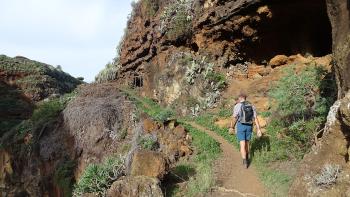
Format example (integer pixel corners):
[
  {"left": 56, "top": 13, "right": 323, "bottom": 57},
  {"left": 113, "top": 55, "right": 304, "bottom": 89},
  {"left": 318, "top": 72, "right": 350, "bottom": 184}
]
[{"left": 187, "top": 122, "right": 267, "bottom": 197}]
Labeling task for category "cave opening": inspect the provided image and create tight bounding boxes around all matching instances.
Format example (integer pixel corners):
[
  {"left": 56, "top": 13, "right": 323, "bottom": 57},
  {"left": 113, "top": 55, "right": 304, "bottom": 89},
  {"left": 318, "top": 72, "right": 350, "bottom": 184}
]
[
  {"left": 133, "top": 75, "right": 144, "bottom": 88},
  {"left": 191, "top": 42, "right": 199, "bottom": 52},
  {"left": 243, "top": 0, "right": 332, "bottom": 63}
]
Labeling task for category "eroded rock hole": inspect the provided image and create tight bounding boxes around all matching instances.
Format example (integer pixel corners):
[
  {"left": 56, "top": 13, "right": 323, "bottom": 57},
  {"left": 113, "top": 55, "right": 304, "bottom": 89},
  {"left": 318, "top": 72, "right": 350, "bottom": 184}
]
[
  {"left": 243, "top": 0, "right": 332, "bottom": 63},
  {"left": 133, "top": 75, "right": 143, "bottom": 88},
  {"left": 191, "top": 43, "right": 199, "bottom": 52}
]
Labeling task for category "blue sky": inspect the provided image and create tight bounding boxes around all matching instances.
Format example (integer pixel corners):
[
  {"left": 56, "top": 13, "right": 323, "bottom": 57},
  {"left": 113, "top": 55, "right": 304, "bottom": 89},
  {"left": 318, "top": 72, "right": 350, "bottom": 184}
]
[{"left": 0, "top": 0, "right": 135, "bottom": 82}]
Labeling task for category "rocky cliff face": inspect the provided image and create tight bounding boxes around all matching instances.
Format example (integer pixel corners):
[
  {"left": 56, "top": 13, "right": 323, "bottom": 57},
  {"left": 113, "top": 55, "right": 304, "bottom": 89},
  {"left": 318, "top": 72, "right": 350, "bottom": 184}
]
[
  {"left": 113, "top": 0, "right": 331, "bottom": 115},
  {"left": 326, "top": 0, "right": 350, "bottom": 98}
]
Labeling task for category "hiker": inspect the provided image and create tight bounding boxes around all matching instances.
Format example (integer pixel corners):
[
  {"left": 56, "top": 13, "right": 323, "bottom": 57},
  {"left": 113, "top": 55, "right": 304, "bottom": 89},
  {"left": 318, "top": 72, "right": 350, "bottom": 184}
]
[{"left": 230, "top": 93, "right": 262, "bottom": 168}]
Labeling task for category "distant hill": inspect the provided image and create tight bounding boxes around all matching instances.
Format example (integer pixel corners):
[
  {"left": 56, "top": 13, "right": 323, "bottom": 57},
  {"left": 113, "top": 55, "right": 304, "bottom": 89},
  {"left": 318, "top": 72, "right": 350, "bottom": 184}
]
[
  {"left": 0, "top": 55, "right": 83, "bottom": 101},
  {"left": 0, "top": 55, "right": 82, "bottom": 135}
]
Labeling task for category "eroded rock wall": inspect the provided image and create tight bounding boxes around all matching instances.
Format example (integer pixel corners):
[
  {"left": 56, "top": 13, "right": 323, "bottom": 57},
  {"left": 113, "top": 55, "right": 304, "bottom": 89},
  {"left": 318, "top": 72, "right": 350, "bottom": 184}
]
[
  {"left": 116, "top": 0, "right": 332, "bottom": 115},
  {"left": 327, "top": 0, "right": 350, "bottom": 98}
]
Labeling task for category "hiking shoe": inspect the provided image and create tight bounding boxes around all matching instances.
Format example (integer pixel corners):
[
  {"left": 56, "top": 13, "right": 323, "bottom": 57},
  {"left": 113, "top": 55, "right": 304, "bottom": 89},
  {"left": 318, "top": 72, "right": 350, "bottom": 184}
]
[{"left": 243, "top": 159, "right": 249, "bottom": 169}]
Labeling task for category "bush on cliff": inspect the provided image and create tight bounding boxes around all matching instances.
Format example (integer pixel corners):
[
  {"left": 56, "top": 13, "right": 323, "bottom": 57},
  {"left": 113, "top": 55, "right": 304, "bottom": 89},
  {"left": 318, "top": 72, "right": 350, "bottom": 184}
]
[
  {"left": 73, "top": 156, "right": 125, "bottom": 197},
  {"left": 160, "top": 0, "right": 194, "bottom": 40},
  {"left": 95, "top": 62, "right": 120, "bottom": 83},
  {"left": 143, "top": 0, "right": 159, "bottom": 16}
]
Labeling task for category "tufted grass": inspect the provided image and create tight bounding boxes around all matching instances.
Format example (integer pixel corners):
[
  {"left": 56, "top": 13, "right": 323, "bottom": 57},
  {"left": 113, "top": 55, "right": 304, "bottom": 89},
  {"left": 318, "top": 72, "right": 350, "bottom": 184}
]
[{"left": 179, "top": 122, "right": 221, "bottom": 196}]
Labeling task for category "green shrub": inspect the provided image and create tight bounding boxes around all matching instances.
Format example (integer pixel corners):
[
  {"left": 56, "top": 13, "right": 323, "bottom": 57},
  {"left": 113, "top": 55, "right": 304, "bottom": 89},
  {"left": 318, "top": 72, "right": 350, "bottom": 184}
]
[
  {"left": 160, "top": 0, "right": 194, "bottom": 40},
  {"left": 31, "top": 100, "right": 63, "bottom": 124},
  {"left": 205, "top": 72, "right": 226, "bottom": 90},
  {"left": 73, "top": 156, "right": 125, "bottom": 197},
  {"left": 262, "top": 64, "right": 335, "bottom": 161},
  {"left": 121, "top": 89, "right": 175, "bottom": 123},
  {"left": 260, "top": 111, "right": 272, "bottom": 118},
  {"left": 138, "top": 135, "right": 158, "bottom": 150},
  {"left": 269, "top": 65, "right": 331, "bottom": 122},
  {"left": 172, "top": 164, "right": 195, "bottom": 180}
]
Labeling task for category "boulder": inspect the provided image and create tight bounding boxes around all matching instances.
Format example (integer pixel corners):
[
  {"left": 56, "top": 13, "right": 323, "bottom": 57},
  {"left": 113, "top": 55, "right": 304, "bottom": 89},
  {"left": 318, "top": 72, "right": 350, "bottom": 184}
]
[
  {"left": 173, "top": 125, "right": 186, "bottom": 138},
  {"left": 107, "top": 176, "right": 163, "bottom": 197},
  {"left": 130, "top": 150, "right": 167, "bottom": 179},
  {"left": 143, "top": 118, "right": 159, "bottom": 133},
  {"left": 179, "top": 145, "right": 192, "bottom": 157},
  {"left": 269, "top": 55, "right": 289, "bottom": 68}
]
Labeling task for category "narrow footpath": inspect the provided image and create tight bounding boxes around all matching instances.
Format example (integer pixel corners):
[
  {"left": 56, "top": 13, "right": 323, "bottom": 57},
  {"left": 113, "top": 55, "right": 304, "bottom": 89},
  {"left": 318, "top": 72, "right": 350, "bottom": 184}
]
[{"left": 188, "top": 122, "right": 267, "bottom": 197}]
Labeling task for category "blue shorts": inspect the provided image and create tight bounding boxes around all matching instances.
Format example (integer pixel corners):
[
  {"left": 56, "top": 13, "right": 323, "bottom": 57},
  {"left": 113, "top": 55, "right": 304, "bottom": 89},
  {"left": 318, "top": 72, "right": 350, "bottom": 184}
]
[{"left": 236, "top": 122, "right": 253, "bottom": 141}]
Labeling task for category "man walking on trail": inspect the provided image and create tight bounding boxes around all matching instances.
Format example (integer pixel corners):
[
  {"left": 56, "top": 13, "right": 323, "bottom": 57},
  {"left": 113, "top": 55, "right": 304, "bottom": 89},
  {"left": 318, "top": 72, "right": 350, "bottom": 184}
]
[{"left": 230, "top": 93, "right": 262, "bottom": 168}]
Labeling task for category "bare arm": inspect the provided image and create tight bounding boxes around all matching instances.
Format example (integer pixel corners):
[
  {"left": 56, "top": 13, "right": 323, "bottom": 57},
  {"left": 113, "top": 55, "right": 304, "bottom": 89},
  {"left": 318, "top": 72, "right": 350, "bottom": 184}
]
[
  {"left": 230, "top": 116, "right": 238, "bottom": 128},
  {"left": 254, "top": 117, "right": 262, "bottom": 136},
  {"left": 253, "top": 106, "right": 262, "bottom": 136}
]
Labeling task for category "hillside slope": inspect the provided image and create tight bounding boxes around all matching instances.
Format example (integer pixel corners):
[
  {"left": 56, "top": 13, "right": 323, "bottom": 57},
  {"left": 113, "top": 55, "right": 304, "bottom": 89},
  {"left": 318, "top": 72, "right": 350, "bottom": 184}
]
[
  {"left": 0, "top": 55, "right": 82, "bottom": 136},
  {"left": 0, "top": 55, "right": 82, "bottom": 101}
]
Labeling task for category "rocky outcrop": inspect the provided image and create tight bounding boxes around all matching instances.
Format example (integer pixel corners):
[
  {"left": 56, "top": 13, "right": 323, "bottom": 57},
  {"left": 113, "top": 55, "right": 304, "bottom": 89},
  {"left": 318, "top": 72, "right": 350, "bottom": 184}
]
[
  {"left": 107, "top": 176, "right": 163, "bottom": 197},
  {"left": 326, "top": 0, "right": 350, "bottom": 98},
  {"left": 130, "top": 150, "right": 167, "bottom": 179}
]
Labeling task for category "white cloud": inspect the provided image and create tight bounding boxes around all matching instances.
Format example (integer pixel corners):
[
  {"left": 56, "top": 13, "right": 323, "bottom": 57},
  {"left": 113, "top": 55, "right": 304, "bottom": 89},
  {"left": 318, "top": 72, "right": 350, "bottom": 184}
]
[{"left": 0, "top": 0, "right": 135, "bottom": 82}]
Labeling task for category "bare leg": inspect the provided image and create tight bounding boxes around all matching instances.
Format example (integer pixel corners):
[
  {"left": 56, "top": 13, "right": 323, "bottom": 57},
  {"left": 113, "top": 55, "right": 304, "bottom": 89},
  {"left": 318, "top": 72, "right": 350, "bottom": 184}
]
[
  {"left": 245, "top": 141, "right": 250, "bottom": 158},
  {"left": 240, "top": 140, "right": 246, "bottom": 159}
]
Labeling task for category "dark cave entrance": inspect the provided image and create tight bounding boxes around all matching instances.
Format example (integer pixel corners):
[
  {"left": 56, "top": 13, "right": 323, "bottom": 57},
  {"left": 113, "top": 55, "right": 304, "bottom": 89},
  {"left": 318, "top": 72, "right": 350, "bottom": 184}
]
[
  {"left": 243, "top": 0, "right": 332, "bottom": 63},
  {"left": 132, "top": 74, "right": 144, "bottom": 88}
]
